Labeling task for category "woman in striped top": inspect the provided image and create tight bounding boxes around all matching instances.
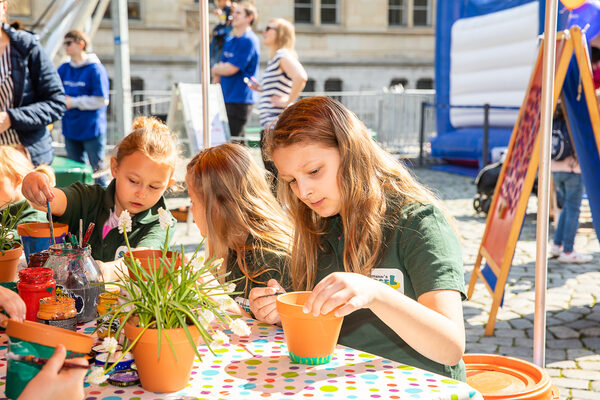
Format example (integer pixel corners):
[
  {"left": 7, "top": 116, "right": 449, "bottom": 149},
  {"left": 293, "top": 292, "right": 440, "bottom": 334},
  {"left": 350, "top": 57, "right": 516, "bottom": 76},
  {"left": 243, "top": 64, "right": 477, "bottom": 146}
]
[{"left": 250, "top": 18, "right": 307, "bottom": 176}]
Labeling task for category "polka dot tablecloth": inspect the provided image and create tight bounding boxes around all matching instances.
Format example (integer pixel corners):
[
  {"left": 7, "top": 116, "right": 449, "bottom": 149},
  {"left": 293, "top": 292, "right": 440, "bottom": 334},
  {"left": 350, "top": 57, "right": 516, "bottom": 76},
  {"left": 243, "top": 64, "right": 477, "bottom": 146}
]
[{"left": 0, "top": 318, "right": 483, "bottom": 400}]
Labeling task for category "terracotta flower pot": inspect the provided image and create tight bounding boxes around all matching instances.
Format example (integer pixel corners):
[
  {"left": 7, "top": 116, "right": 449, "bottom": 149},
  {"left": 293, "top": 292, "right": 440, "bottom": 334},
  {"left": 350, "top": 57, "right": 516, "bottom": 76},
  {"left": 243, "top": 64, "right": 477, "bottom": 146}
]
[
  {"left": 124, "top": 320, "right": 201, "bottom": 393},
  {"left": 5, "top": 320, "right": 94, "bottom": 399},
  {"left": 16, "top": 222, "right": 69, "bottom": 263},
  {"left": 0, "top": 243, "right": 23, "bottom": 282},
  {"left": 276, "top": 291, "right": 344, "bottom": 365},
  {"left": 125, "top": 249, "right": 182, "bottom": 281}
]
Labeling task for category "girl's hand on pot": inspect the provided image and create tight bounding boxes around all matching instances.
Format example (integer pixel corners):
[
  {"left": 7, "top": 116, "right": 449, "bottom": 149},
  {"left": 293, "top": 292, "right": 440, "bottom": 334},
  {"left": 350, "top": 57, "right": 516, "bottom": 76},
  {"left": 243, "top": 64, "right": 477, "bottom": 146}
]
[
  {"left": 249, "top": 279, "right": 285, "bottom": 325},
  {"left": 0, "top": 286, "right": 26, "bottom": 322},
  {"left": 303, "top": 272, "right": 378, "bottom": 317},
  {"left": 18, "top": 345, "right": 87, "bottom": 400}
]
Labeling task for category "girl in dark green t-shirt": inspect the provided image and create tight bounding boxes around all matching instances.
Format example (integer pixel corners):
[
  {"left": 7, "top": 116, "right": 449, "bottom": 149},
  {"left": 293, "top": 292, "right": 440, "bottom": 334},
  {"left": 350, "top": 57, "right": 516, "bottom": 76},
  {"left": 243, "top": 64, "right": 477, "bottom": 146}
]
[
  {"left": 186, "top": 143, "right": 292, "bottom": 317},
  {"left": 249, "top": 97, "right": 467, "bottom": 381}
]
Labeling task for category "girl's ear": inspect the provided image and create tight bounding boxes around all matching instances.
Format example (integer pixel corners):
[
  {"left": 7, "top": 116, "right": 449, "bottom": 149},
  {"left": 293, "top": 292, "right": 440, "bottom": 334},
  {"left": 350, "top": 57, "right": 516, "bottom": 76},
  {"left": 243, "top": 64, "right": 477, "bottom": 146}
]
[
  {"left": 13, "top": 173, "right": 24, "bottom": 186},
  {"left": 110, "top": 157, "right": 118, "bottom": 176}
]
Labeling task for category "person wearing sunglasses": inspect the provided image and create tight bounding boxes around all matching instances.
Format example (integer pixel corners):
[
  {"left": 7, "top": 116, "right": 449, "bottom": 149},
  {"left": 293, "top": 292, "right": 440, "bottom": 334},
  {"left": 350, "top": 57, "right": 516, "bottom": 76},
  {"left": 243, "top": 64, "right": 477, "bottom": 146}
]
[
  {"left": 57, "top": 30, "right": 109, "bottom": 187},
  {"left": 247, "top": 18, "right": 307, "bottom": 178},
  {"left": 0, "top": 0, "right": 66, "bottom": 166}
]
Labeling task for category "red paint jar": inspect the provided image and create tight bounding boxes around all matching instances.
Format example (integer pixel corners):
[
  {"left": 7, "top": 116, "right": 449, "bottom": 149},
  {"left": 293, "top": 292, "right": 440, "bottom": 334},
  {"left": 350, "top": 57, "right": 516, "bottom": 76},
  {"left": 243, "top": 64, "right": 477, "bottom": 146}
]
[{"left": 17, "top": 268, "right": 56, "bottom": 321}]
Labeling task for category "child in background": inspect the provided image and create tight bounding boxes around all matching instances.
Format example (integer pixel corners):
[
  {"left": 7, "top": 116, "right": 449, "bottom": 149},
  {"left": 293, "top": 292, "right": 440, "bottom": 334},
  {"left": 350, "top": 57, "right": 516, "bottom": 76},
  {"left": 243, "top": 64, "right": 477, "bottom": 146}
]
[
  {"left": 249, "top": 97, "right": 467, "bottom": 380},
  {"left": 0, "top": 146, "right": 54, "bottom": 238},
  {"left": 186, "top": 143, "right": 292, "bottom": 314},
  {"left": 210, "top": 0, "right": 234, "bottom": 69},
  {"left": 21, "top": 117, "right": 177, "bottom": 280}
]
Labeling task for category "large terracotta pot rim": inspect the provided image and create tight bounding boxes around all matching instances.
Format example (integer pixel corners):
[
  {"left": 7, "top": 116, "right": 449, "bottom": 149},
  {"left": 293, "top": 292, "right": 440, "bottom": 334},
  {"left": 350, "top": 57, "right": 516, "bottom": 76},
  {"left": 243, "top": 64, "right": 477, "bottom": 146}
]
[
  {"left": 123, "top": 320, "right": 200, "bottom": 345},
  {"left": 16, "top": 222, "right": 69, "bottom": 238},
  {"left": 6, "top": 320, "right": 94, "bottom": 354},
  {"left": 0, "top": 243, "right": 23, "bottom": 258}
]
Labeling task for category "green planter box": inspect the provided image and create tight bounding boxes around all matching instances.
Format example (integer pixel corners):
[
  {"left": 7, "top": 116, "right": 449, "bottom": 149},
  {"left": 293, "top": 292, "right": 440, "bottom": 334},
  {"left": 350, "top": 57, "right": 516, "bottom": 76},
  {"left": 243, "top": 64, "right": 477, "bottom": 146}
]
[{"left": 51, "top": 157, "right": 94, "bottom": 187}]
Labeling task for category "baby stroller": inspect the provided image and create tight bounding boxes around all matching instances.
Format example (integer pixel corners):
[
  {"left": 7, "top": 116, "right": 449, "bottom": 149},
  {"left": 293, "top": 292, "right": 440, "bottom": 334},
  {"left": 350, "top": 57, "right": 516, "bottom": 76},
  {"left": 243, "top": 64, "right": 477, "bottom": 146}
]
[{"left": 473, "top": 161, "right": 502, "bottom": 214}]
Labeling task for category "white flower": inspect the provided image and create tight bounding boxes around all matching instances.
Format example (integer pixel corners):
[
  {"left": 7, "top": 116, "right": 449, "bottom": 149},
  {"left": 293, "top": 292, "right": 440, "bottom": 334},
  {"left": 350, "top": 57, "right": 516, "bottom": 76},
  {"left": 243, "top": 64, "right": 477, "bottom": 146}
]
[
  {"left": 199, "top": 309, "right": 215, "bottom": 328},
  {"left": 158, "top": 207, "right": 173, "bottom": 230},
  {"left": 217, "top": 296, "right": 235, "bottom": 309},
  {"left": 211, "top": 330, "right": 229, "bottom": 346},
  {"left": 86, "top": 367, "right": 109, "bottom": 385},
  {"left": 224, "top": 282, "right": 237, "bottom": 294},
  {"left": 230, "top": 318, "right": 251, "bottom": 337},
  {"left": 190, "top": 256, "right": 206, "bottom": 271},
  {"left": 118, "top": 210, "right": 132, "bottom": 234},
  {"left": 101, "top": 336, "right": 119, "bottom": 354}
]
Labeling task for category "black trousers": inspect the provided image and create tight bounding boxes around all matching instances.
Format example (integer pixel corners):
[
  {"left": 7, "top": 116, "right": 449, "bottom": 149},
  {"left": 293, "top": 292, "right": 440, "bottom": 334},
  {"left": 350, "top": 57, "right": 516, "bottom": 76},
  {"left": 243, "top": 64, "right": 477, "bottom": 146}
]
[{"left": 225, "top": 102, "right": 253, "bottom": 139}]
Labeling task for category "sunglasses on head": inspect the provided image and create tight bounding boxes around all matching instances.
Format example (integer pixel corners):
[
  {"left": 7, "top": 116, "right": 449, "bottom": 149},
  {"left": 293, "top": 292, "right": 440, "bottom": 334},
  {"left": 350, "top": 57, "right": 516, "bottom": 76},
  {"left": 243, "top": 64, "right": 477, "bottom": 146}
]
[
  {"left": 264, "top": 26, "right": 276, "bottom": 32},
  {"left": 63, "top": 40, "right": 74, "bottom": 46}
]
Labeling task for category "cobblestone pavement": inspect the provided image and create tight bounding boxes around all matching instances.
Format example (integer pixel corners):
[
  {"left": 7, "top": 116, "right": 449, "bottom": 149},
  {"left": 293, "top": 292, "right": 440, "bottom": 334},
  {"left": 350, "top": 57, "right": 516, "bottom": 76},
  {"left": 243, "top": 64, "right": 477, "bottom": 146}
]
[
  {"left": 411, "top": 167, "right": 600, "bottom": 400},
  {"left": 170, "top": 160, "right": 600, "bottom": 400}
]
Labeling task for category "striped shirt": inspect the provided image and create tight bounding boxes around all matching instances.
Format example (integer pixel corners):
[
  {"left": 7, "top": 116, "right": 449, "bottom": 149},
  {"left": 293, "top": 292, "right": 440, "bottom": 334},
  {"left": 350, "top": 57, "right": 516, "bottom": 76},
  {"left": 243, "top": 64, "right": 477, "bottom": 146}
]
[
  {"left": 0, "top": 44, "right": 19, "bottom": 145},
  {"left": 259, "top": 49, "right": 293, "bottom": 130}
]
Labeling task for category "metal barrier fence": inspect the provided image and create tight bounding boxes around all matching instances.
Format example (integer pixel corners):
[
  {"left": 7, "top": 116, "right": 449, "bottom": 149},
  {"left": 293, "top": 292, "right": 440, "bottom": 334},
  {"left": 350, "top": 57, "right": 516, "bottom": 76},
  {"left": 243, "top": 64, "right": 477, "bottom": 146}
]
[{"left": 52, "top": 89, "right": 436, "bottom": 157}]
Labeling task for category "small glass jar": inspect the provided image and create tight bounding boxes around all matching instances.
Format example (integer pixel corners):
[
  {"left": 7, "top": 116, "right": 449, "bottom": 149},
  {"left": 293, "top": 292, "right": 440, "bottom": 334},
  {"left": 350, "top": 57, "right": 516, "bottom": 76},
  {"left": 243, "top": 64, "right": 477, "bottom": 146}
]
[
  {"left": 37, "top": 296, "right": 77, "bottom": 331},
  {"left": 27, "top": 251, "right": 50, "bottom": 269},
  {"left": 96, "top": 292, "right": 120, "bottom": 339},
  {"left": 43, "top": 243, "right": 105, "bottom": 323},
  {"left": 17, "top": 267, "right": 56, "bottom": 322}
]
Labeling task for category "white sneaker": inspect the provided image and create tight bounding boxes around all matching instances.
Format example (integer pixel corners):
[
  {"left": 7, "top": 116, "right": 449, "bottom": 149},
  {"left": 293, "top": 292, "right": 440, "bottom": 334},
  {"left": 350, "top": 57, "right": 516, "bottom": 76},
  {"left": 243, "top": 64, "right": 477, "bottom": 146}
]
[
  {"left": 558, "top": 251, "right": 593, "bottom": 264},
  {"left": 550, "top": 244, "right": 562, "bottom": 258}
]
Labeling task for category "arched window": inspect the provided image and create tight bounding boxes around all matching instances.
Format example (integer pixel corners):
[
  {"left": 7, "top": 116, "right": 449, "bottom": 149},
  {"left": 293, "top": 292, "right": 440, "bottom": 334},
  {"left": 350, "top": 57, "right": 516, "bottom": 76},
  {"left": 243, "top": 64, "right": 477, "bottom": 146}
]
[
  {"left": 390, "top": 78, "right": 408, "bottom": 89},
  {"left": 303, "top": 78, "right": 316, "bottom": 93},
  {"left": 324, "top": 78, "right": 343, "bottom": 101}
]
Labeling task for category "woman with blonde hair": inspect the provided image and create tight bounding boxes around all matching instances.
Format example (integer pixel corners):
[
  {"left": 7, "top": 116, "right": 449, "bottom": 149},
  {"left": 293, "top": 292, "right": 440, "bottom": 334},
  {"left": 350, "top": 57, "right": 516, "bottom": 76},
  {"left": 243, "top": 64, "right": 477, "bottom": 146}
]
[
  {"left": 249, "top": 18, "right": 307, "bottom": 176},
  {"left": 186, "top": 143, "right": 292, "bottom": 314},
  {"left": 249, "top": 97, "right": 467, "bottom": 380},
  {"left": 0, "top": 146, "right": 55, "bottom": 238}
]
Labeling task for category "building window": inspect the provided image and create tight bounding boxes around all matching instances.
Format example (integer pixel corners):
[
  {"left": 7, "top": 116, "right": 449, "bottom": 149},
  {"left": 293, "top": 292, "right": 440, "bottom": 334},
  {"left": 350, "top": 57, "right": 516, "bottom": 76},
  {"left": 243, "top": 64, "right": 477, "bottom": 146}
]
[
  {"left": 321, "top": 0, "right": 338, "bottom": 25},
  {"left": 416, "top": 78, "right": 433, "bottom": 89},
  {"left": 295, "top": 0, "right": 313, "bottom": 24},
  {"left": 325, "top": 78, "right": 342, "bottom": 101},
  {"left": 389, "top": 0, "right": 406, "bottom": 26},
  {"left": 390, "top": 78, "right": 408, "bottom": 88},
  {"left": 304, "top": 78, "right": 316, "bottom": 93},
  {"left": 104, "top": 0, "right": 141, "bottom": 20},
  {"left": 413, "top": 0, "right": 432, "bottom": 26}
]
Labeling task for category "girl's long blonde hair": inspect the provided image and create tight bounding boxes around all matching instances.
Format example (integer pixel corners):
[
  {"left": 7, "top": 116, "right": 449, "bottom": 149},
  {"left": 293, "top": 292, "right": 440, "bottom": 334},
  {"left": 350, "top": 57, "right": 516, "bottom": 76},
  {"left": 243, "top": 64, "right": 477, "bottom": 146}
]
[
  {"left": 264, "top": 97, "right": 446, "bottom": 291},
  {"left": 0, "top": 146, "right": 55, "bottom": 201},
  {"left": 186, "top": 143, "right": 292, "bottom": 290},
  {"left": 269, "top": 18, "right": 296, "bottom": 58}
]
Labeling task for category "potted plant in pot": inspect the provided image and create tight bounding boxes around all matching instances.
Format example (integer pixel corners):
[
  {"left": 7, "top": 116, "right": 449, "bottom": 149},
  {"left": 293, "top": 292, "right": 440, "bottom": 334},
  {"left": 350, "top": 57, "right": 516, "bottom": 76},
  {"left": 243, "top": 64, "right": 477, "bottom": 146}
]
[
  {"left": 0, "top": 202, "right": 27, "bottom": 282},
  {"left": 88, "top": 208, "right": 251, "bottom": 393}
]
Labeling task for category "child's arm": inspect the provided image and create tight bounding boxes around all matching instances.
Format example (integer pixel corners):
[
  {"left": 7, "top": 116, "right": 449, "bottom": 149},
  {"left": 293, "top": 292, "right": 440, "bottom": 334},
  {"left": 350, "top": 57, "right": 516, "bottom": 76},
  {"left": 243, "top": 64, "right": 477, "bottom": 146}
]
[
  {"left": 303, "top": 273, "right": 465, "bottom": 367},
  {"left": 0, "top": 286, "right": 26, "bottom": 323},
  {"left": 21, "top": 171, "right": 67, "bottom": 216}
]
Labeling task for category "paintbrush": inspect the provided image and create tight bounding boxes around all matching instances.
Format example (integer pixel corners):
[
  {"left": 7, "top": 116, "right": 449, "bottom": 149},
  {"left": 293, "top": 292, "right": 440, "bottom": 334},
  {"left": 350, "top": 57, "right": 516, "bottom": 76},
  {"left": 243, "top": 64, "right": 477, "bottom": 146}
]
[
  {"left": 5, "top": 352, "right": 90, "bottom": 369},
  {"left": 46, "top": 201, "right": 56, "bottom": 246},
  {"left": 81, "top": 222, "right": 95, "bottom": 248}
]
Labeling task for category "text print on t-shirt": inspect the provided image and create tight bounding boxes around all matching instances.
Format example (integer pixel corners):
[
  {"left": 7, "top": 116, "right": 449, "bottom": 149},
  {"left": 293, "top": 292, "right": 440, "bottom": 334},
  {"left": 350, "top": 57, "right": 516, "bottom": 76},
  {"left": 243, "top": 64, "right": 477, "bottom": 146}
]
[{"left": 370, "top": 268, "right": 404, "bottom": 293}]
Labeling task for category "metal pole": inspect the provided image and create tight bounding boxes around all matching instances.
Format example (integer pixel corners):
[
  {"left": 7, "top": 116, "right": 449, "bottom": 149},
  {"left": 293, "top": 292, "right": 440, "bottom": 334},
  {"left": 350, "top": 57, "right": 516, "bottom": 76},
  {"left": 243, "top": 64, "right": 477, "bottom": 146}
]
[
  {"left": 419, "top": 101, "right": 426, "bottom": 167},
  {"left": 199, "top": 0, "right": 211, "bottom": 149},
  {"left": 483, "top": 103, "right": 490, "bottom": 166},
  {"left": 534, "top": 0, "right": 558, "bottom": 368},
  {"left": 111, "top": 0, "right": 133, "bottom": 139}
]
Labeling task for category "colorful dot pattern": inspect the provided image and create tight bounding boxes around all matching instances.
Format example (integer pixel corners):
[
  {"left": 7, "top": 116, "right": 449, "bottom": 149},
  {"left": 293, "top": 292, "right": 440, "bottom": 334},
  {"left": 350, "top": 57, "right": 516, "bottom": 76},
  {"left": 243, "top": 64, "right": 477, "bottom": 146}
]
[{"left": 0, "top": 319, "right": 483, "bottom": 400}]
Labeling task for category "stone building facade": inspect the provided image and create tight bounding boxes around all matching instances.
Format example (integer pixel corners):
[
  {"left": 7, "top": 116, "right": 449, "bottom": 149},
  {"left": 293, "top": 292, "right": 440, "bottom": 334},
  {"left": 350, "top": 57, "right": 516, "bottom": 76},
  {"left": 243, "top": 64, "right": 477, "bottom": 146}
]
[{"left": 13, "top": 0, "right": 435, "bottom": 93}]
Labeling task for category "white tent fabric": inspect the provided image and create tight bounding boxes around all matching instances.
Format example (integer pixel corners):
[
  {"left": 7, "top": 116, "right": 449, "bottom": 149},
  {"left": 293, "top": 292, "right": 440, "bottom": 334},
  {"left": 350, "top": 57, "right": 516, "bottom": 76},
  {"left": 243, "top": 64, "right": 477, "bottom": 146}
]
[{"left": 450, "top": 2, "right": 540, "bottom": 128}]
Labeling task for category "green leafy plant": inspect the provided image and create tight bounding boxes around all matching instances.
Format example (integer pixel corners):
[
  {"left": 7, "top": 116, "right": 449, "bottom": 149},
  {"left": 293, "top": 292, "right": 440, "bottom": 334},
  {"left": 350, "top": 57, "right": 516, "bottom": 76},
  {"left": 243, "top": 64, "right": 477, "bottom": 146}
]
[
  {"left": 88, "top": 208, "right": 250, "bottom": 384},
  {"left": 0, "top": 202, "right": 27, "bottom": 254}
]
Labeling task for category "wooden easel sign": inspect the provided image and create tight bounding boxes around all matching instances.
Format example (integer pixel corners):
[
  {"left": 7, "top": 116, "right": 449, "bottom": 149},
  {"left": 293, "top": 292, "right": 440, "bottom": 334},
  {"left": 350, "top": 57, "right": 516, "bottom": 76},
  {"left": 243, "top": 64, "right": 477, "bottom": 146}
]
[{"left": 468, "top": 26, "right": 600, "bottom": 336}]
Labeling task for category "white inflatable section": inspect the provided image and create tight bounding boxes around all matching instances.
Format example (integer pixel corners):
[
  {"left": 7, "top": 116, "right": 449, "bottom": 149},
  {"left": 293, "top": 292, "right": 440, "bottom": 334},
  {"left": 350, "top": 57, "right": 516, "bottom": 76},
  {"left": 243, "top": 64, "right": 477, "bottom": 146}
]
[{"left": 450, "top": 2, "right": 539, "bottom": 128}]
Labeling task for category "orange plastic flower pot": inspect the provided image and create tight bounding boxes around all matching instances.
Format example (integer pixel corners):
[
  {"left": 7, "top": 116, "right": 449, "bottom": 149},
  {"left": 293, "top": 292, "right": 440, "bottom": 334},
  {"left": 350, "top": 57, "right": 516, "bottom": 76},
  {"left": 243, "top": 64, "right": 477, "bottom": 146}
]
[
  {"left": 125, "top": 249, "right": 182, "bottom": 281},
  {"left": 464, "top": 353, "right": 559, "bottom": 400},
  {"left": 124, "top": 321, "right": 201, "bottom": 393},
  {"left": 0, "top": 244, "right": 23, "bottom": 282},
  {"left": 276, "top": 291, "right": 343, "bottom": 365}
]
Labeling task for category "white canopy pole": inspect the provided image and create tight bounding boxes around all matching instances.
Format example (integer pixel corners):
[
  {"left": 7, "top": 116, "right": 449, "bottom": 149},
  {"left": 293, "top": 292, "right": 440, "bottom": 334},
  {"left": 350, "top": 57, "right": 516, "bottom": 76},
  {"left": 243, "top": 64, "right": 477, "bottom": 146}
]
[
  {"left": 534, "top": 0, "right": 559, "bottom": 368},
  {"left": 199, "top": 0, "right": 211, "bottom": 149}
]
